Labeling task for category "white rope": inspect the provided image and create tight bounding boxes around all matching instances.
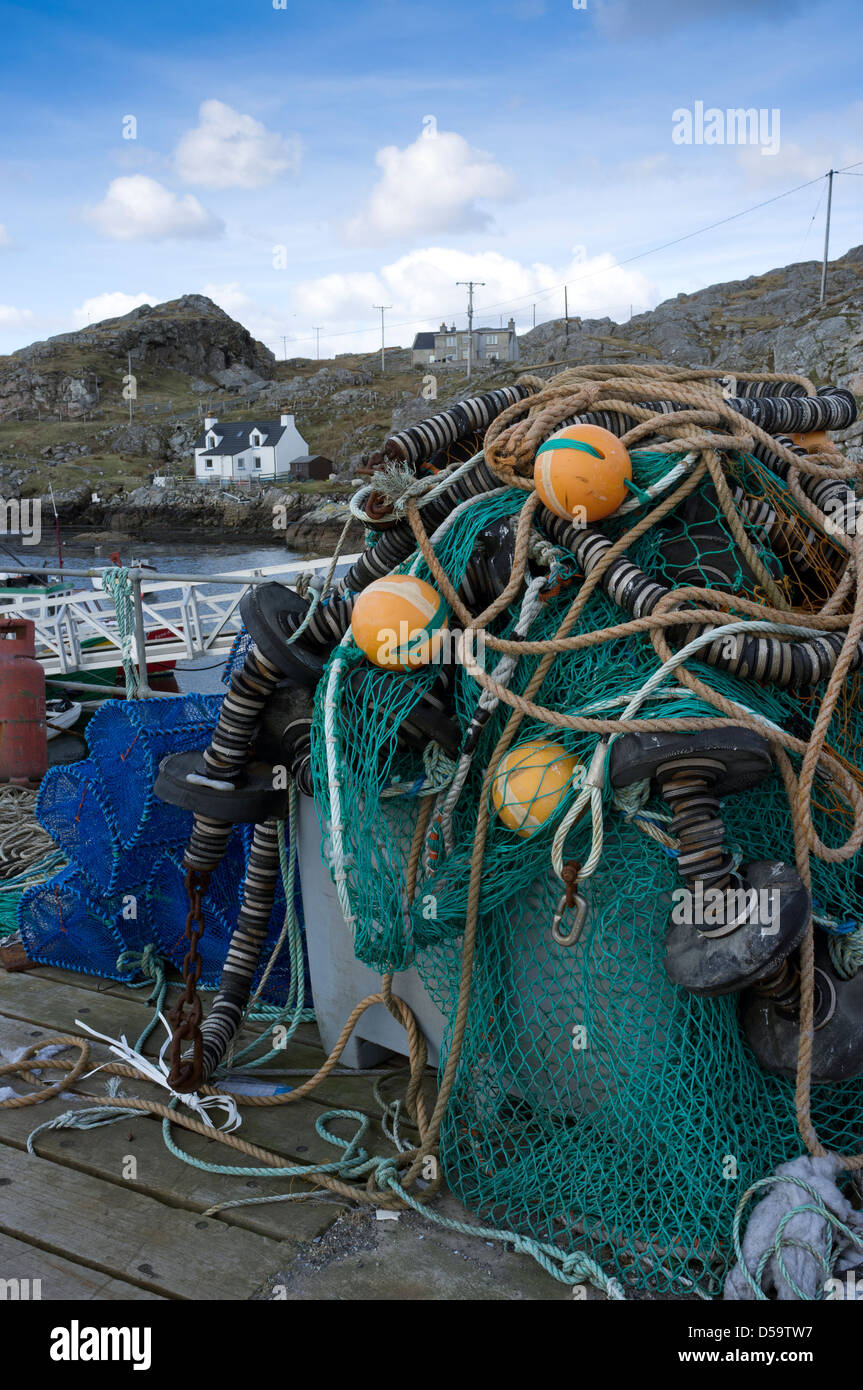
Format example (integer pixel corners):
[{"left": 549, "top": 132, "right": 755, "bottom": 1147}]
[
  {"left": 323, "top": 631, "right": 360, "bottom": 935},
  {"left": 551, "top": 742, "right": 606, "bottom": 882}
]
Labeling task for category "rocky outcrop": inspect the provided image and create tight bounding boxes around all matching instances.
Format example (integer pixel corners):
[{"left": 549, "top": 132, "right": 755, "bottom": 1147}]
[
  {"left": 46, "top": 479, "right": 365, "bottom": 552},
  {"left": 0, "top": 295, "right": 275, "bottom": 420},
  {"left": 519, "top": 245, "right": 863, "bottom": 390}
]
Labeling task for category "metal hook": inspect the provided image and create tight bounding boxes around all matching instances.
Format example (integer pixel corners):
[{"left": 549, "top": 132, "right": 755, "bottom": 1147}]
[{"left": 551, "top": 891, "right": 588, "bottom": 948}]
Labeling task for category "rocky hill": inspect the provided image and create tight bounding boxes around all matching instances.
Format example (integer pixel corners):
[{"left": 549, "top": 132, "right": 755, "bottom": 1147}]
[
  {"left": 0, "top": 245, "right": 861, "bottom": 546},
  {"left": 0, "top": 294, "right": 276, "bottom": 420},
  {"left": 518, "top": 244, "right": 863, "bottom": 395}
]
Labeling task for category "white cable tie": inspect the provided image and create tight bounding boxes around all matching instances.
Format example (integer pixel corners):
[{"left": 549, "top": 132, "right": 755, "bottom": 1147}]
[{"left": 185, "top": 772, "right": 235, "bottom": 792}]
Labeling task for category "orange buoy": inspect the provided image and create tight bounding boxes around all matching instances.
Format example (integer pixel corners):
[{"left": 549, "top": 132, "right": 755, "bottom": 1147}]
[
  {"left": 534, "top": 423, "right": 632, "bottom": 523},
  {"left": 350, "top": 574, "right": 449, "bottom": 671},
  {"left": 491, "top": 739, "right": 580, "bottom": 838}
]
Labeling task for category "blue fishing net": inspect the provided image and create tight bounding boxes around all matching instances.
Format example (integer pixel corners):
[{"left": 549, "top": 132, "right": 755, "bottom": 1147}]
[
  {"left": 19, "top": 866, "right": 145, "bottom": 983},
  {"left": 35, "top": 760, "right": 155, "bottom": 895},
  {"left": 86, "top": 694, "right": 224, "bottom": 848},
  {"left": 22, "top": 693, "right": 308, "bottom": 998}
]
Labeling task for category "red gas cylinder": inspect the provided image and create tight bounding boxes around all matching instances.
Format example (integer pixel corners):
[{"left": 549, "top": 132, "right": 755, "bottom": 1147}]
[{"left": 0, "top": 618, "right": 47, "bottom": 783}]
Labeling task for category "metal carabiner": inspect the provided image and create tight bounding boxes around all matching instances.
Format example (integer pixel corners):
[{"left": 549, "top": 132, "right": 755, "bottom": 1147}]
[{"left": 551, "top": 890, "right": 588, "bottom": 948}]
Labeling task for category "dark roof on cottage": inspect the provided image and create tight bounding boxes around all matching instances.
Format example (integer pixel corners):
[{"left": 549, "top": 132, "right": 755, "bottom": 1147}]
[
  {"left": 411, "top": 332, "right": 435, "bottom": 350},
  {"left": 193, "top": 420, "right": 289, "bottom": 453}
]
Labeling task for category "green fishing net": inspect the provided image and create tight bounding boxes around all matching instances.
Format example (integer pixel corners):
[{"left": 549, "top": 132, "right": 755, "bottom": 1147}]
[{"left": 309, "top": 449, "right": 863, "bottom": 1296}]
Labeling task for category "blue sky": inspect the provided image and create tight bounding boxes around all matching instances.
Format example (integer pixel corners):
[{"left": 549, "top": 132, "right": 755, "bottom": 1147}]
[{"left": 1, "top": 0, "right": 861, "bottom": 357}]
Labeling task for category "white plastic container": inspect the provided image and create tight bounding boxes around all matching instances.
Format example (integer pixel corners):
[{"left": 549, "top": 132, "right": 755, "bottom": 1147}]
[{"left": 298, "top": 792, "right": 446, "bottom": 1068}]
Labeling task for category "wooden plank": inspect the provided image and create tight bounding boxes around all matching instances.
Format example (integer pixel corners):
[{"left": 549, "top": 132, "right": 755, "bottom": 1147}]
[
  {"left": 0, "top": 970, "right": 326, "bottom": 1071},
  {"left": 0, "top": 1147, "right": 285, "bottom": 1300},
  {"left": 0, "top": 968, "right": 429, "bottom": 1111},
  {"left": 0, "top": 1016, "right": 353, "bottom": 1244},
  {"left": 0, "top": 1232, "right": 165, "bottom": 1301},
  {"left": 29, "top": 965, "right": 368, "bottom": 1047}
]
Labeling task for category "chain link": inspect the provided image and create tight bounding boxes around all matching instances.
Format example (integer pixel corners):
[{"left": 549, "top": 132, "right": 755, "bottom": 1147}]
[{"left": 167, "top": 867, "right": 210, "bottom": 1092}]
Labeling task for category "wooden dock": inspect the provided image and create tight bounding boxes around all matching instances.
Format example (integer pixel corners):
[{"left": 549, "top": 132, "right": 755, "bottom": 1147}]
[{"left": 0, "top": 963, "right": 579, "bottom": 1301}]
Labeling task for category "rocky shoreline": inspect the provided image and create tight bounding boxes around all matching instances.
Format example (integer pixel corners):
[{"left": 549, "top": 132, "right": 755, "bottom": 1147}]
[{"left": 49, "top": 480, "right": 368, "bottom": 554}]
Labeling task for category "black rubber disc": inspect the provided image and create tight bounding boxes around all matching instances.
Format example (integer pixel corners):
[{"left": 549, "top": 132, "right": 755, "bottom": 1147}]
[
  {"left": 154, "top": 750, "right": 288, "bottom": 822},
  {"left": 609, "top": 727, "right": 773, "bottom": 798},
  {"left": 741, "top": 937, "right": 863, "bottom": 1082},
  {"left": 240, "top": 582, "right": 324, "bottom": 686},
  {"left": 664, "top": 860, "right": 809, "bottom": 997}
]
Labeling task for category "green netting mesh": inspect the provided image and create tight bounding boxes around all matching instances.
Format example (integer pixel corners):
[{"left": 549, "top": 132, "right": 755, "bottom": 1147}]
[{"left": 309, "top": 444, "right": 863, "bottom": 1296}]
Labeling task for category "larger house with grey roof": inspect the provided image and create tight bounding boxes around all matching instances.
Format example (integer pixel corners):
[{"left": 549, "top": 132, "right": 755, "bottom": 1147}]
[{"left": 193, "top": 414, "right": 310, "bottom": 482}]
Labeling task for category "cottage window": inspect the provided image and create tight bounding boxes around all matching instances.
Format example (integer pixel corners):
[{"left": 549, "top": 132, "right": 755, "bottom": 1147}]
[
  {"left": 254, "top": 456, "right": 262, "bottom": 470},
  {"left": 237, "top": 459, "right": 245, "bottom": 470},
  {"left": 485, "top": 335, "right": 498, "bottom": 345},
  {"left": 205, "top": 459, "right": 213, "bottom": 469},
  {"left": 446, "top": 337, "right": 455, "bottom": 346}
]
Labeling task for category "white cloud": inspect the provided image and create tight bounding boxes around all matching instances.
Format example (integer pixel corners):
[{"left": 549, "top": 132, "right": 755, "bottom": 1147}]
[
  {"left": 85, "top": 176, "right": 223, "bottom": 242},
  {"left": 344, "top": 130, "right": 515, "bottom": 245},
  {"left": 0, "top": 225, "right": 11, "bottom": 249},
  {"left": 72, "top": 291, "right": 155, "bottom": 326},
  {"left": 293, "top": 245, "right": 655, "bottom": 350},
  {"left": 174, "top": 100, "right": 302, "bottom": 189},
  {"left": 0, "top": 305, "right": 34, "bottom": 326}
]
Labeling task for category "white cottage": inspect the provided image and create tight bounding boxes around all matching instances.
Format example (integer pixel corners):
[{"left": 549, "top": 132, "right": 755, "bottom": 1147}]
[{"left": 193, "top": 414, "right": 310, "bottom": 482}]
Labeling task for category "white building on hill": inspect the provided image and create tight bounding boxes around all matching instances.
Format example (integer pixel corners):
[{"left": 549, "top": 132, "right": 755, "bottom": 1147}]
[{"left": 193, "top": 414, "right": 310, "bottom": 482}]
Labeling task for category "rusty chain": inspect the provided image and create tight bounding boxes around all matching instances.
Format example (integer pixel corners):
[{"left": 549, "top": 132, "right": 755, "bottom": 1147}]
[{"left": 167, "top": 867, "right": 210, "bottom": 1092}]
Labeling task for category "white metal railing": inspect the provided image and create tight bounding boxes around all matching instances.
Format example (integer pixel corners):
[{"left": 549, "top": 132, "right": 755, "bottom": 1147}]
[{"left": 1, "top": 555, "right": 359, "bottom": 687}]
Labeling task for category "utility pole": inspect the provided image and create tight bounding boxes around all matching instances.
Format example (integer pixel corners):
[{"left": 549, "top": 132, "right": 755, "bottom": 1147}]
[
  {"left": 532, "top": 303, "right": 536, "bottom": 329},
  {"left": 373, "top": 305, "right": 391, "bottom": 374},
  {"left": 281, "top": 335, "right": 289, "bottom": 361},
  {"left": 457, "top": 280, "right": 485, "bottom": 381},
  {"left": 820, "top": 169, "right": 835, "bottom": 305},
  {"left": 313, "top": 327, "right": 322, "bottom": 360}
]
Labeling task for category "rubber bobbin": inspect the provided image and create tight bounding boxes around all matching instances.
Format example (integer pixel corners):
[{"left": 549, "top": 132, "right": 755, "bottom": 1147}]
[
  {"left": 155, "top": 750, "right": 289, "bottom": 824},
  {"left": 254, "top": 680, "right": 316, "bottom": 796},
  {"left": 609, "top": 728, "right": 809, "bottom": 996},
  {"left": 741, "top": 936, "right": 863, "bottom": 1082}
]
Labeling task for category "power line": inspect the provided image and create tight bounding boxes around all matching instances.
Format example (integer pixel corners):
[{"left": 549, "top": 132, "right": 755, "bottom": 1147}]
[
  {"left": 470, "top": 172, "right": 829, "bottom": 319},
  {"left": 373, "top": 304, "right": 391, "bottom": 374},
  {"left": 820, "top": 169, "right": 835, "bottom": 304},
  {"left": 262, "top": 165, "right": 857, "bottom": 351},
  {"left": 456, "top": 280, "right": 484, "bottom": 381}
]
